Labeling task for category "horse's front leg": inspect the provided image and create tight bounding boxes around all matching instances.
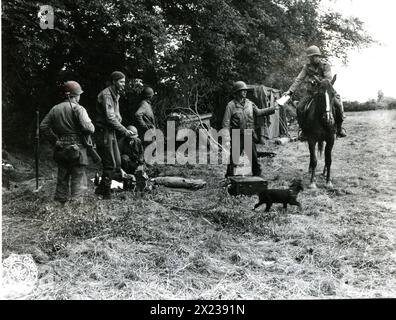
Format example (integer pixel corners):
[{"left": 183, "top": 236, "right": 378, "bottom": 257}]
[
  {"left": 325, "top": 136, "right": 335, "bottom": 189},
  {"left": 308, "top": 139, "right": 317, "bottom": 189}
]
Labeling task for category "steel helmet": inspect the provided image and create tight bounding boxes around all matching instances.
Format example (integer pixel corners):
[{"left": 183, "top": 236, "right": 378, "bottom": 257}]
[
  {"left": 111, "top": 71, "right": 126, "bottom": 82},
  {"left": 142, "top": 87, "right": 154, "bottom": 98},
  {"left": 127, "top": 125, "right": 138, "bottom": 137},
  {"left": 306, "top": 45, "right": 322, "bottom": 57},
  {"left": 232, "top": 81, "right": 248, "bottom": 93},
  {"left": 64, "top": 81, "right": 83, "bottom": 96}
]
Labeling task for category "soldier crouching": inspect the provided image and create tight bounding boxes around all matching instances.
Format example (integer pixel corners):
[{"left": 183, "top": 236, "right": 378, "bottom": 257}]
[{"left": 119, "top": 125, "right": 145, "bottom": 175}]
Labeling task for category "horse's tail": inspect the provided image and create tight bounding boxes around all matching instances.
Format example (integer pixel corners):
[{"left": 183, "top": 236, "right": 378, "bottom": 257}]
[{"left": 318, "top": 141, "right": 324, "bottom": 158}]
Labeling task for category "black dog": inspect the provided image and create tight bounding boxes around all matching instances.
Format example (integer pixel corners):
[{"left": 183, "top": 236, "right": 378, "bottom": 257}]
[{"left": 254, "top": 180, "right": 303, "bottom": 212}]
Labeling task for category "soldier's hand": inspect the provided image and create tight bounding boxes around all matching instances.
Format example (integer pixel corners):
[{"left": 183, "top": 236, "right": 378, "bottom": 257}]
[{"left": 126, "top": 130, "right": 135, "bottom": 138}]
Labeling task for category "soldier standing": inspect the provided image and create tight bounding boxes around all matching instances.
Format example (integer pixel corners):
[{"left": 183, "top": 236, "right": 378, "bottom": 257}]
[
  {"left": 223, "top": 81, "right": 278, "bottom": 177},
  {"left": 284, "top": 45, "right": 347, "bottom": 140},
  {"left": 95, "top": 71, "right": 135, "bottom": 199},
  {"left": 40, "top": 81, "right": 94, "bottom": 203},
  {"left": 134, "top": 87, "right": 156, "bottom": 146}
]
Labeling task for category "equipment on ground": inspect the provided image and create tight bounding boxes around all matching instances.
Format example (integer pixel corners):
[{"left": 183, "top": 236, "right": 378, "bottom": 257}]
[{"left": 227, "top": 176, "right": 268, "bottom": 196}]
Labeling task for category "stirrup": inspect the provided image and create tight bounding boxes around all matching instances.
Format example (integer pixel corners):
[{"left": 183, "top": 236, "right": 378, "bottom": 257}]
[{"left": 298, "top": 129, "right": 307, "bottom": 141}]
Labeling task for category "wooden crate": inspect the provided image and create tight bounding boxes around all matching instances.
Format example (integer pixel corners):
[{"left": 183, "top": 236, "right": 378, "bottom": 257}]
[{"left": 228, "top": 176, "right": 268, "bottom": 196}]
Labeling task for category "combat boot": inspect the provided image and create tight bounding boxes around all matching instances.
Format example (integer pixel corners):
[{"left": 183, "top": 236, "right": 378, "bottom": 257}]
[
  {"left": 101, "top": 177, "right": 112, "bottom": 200},
  {"left": 94, "top": 180, "right": 104, "bottom": 195},
  {"left": 95, "top": 176, "right": 112, "bottom": 199}
]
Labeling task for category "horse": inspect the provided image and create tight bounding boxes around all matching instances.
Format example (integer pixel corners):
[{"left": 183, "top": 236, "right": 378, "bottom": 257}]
[{"left": 303, "top": 76, "right": 337, "bottom": 189}]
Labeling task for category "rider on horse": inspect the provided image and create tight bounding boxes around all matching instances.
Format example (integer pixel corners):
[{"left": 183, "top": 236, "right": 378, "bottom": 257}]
[{"left": 284, "top": 45, "right": 347, "bottom": 141}]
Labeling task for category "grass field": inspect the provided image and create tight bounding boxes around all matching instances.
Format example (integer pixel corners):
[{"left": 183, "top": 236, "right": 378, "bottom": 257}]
[{"left": 2, "top": 110, "right": 396, "bottom": 299}]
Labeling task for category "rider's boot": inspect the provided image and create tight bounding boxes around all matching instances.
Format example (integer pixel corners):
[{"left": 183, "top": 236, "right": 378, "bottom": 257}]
[
  {"left": 336, "top": 124, "right": 347, "bottom": 138},
  {"left": 298, "top": 129, "right": 308, "bottom": 141}
]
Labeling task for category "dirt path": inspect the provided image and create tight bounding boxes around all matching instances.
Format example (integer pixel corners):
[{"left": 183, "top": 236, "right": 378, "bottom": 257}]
[{"left": 2, "top": 110, "right": 396, "bottom": 299}]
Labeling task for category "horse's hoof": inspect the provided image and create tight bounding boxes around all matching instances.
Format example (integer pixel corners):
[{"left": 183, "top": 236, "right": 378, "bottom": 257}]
[
  {"left": 309, "top": 182, "right": 317, "bottom": 189},
  {"left": 326, "top": 182, "right": 334, "bottom": 189}
]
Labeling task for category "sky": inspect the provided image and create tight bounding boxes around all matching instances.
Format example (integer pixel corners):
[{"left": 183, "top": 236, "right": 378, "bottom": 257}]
[{"left": 320, "top": 0, "right": 396, "bottom": 102}]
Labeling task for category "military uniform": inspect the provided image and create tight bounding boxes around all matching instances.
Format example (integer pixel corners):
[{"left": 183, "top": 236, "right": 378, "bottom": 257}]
[
  {"left": 95, "top": 85, "right": 131, "bottom": 196},
  {"left": 119, "top": 136, "right": 144, "bottom": 175},
  {"left": 40, "top": 100, "right": 94, "bottom": 202},
  {"left": 135, "top": 99, "right": 156, "bottom": 144},
  {"left": 288, "top": 60, "right": 345, "bottom": 134},
  {"left": 223, "top": 98, "right": 277, "bottom": 176}
]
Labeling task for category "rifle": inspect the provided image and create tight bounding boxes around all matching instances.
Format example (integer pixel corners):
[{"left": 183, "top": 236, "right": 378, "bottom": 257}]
[
  {"left": 35, "top": 106, "right": 40, "bottom": 190},
  {"left": 312, "top": 74, "right": 337, "bottom": 86},
  {"left": 66, "top": 95, "right": 101, "bottom": 164}
]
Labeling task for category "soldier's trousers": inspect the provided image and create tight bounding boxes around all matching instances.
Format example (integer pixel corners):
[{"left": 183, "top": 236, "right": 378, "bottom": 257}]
[
  {"left": 297, "top": 94, "right": 345, "bottom": 131},
  {"left": 95, "top": 127, "right": 122, "bottom": 180},
  {"left": 226, "top": 132, "right": 261, "bottom": 177},
  {"left": 55, "top": 164, "right": 87, "bottom": 202}
]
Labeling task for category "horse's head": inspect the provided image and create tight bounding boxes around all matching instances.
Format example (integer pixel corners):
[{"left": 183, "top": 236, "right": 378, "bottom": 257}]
[{"left": 313, "top": 78, "right": 337, "bottom": 131}]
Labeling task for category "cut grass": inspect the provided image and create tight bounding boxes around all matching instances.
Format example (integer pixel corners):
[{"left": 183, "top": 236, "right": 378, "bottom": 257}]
[{"left": 2, "top": 110, "right": 396, "bottom": 299}]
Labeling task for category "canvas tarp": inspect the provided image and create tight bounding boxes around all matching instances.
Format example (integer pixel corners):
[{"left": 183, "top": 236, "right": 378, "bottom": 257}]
[{"left": 247, "top": 84, "right": 288, "bottom": 143}]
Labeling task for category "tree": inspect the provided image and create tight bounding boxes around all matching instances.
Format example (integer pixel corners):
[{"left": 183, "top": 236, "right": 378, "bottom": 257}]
[{"left": 2, "top": 0, "right": 373, "bottom": 148}]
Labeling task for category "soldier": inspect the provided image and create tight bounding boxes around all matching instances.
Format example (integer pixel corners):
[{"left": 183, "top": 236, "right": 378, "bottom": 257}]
[
  {"left": 223, "top": 81, "right": 278, "bottom": 177},
  {"left": 119, "top": 125, "right": 144, "bottom": 175},
  {"left": 40, "top": 81, "right": 94, "bottom": 203},
  {"left": 135, "top": 87, "right": 156, "bottom": 146},
  {"left": 284, "top": 45, "right": 347, "bottom": 141},
  {"left": 95, "top": 71, "right": 135, "bottom": 199}
]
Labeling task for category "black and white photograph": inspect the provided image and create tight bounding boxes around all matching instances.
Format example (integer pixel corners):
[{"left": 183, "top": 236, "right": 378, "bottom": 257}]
[{"left": 1, "top": 0, "right": 395, "bottom": 305}]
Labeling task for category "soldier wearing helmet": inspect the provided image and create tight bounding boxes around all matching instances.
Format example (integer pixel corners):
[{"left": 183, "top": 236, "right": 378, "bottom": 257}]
[
  {"left": 284, "top": 45, "right": 346, "bottom": 140},
  {"left": 40, "top": 81, "right": 95, "bottom": 203},
  {"left": 223, "top": 81, "right": 278, "bottom": 177},
  {"left": 95, "top": 71, "right": 136, "bottom": 199},
  {"left": 134, "top": 86, "right": 156, "bottom": 146},
  {"left": 118, "top": 125, "right": 145, "bottom": 175}
]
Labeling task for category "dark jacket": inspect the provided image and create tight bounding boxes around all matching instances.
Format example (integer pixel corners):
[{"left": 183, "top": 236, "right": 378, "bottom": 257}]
[
  {"left": 135, "top": 100, "right": 156, "bottom": 131},
  {"left": 40, "top": 101, "right": 94, "bottom": 165},
  {"left": 222, "top": 98, "right": 277, "bottom": 130},
  {"left": 119, "top": 136, "right": 144, "bottom": 165},
  {"left": 96, "top": 86, "right": 129, "bottom": 136},
  {"left": 288, "top": 61, "right": 333, "bottom": 94}
]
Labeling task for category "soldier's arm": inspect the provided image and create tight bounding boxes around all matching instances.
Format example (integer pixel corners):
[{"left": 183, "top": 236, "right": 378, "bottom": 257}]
[
  {"left": 135, "top": 106, "right": 151, "bottom": 130},
  {"left": 253, "top": 104, "right": 277, "bottom": 117},
  {"left": 288, "top": 65, "right": 307, "bottom": 94},
  {"left": 222, "top": 104, "right": 232, "bottom": 129},
  {"left": 39, "top": 109, "right": 58, "bottom": 145},
  {"left": 136, "top": 139, "right": 145, "bottom": 164},
  {"left": 102, "top": 94, "right": 130, "bottom": 136},
  {"left": 323, "top": 63, "right": 333, "bottom": 81},
  {"left": 75, "top": 106, "right": 95, "bottom": 134}
]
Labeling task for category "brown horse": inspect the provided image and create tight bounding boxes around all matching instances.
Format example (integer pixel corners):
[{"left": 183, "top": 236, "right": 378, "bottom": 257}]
[{"left": 304, "top": 76, "right": 337, "bottom": 189}]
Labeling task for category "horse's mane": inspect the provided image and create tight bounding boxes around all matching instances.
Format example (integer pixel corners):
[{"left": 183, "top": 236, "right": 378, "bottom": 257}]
[{"left": 304, "top": 76, "right": 337, "bottom": 138}]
